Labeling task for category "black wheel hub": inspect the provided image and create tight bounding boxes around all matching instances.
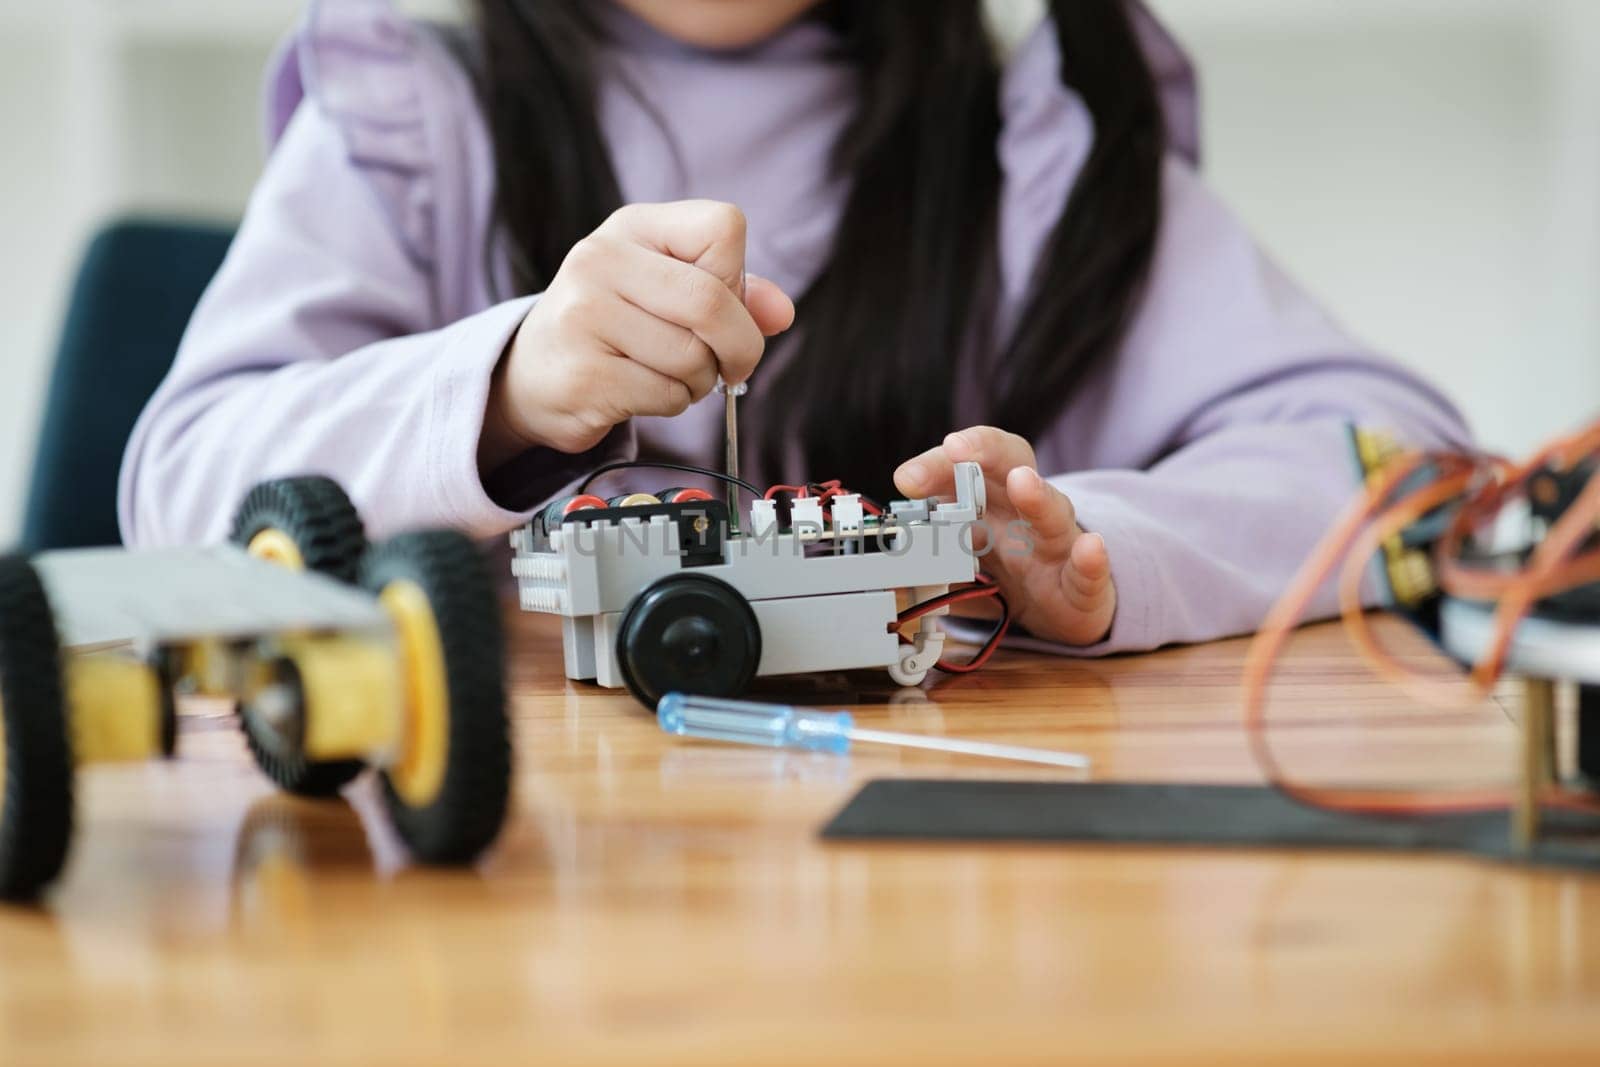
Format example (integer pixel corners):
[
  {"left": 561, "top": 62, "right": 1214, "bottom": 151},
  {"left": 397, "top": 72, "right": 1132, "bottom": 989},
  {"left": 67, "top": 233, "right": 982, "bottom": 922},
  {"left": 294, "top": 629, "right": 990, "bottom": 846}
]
[
  {"left": 659, "top": 615, "right": 720, "bottom": 677},
  {"left": 617, "top": 575, "right": 761, "bottom": 710}
]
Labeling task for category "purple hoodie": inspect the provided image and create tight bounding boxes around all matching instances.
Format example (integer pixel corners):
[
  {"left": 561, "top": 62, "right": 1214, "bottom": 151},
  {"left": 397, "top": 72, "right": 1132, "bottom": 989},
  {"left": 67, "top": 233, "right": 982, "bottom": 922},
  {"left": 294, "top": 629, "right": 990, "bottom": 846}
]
[{"left": 118, "top": 0, "right": 1469, "bottom": 654}]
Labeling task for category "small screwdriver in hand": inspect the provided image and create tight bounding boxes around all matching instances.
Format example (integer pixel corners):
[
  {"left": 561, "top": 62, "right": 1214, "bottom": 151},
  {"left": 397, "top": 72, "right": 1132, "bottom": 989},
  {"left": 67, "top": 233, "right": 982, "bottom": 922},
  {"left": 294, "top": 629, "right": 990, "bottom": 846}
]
[{"left": 715, "top": 377, "right": 747, "bottom": 525}]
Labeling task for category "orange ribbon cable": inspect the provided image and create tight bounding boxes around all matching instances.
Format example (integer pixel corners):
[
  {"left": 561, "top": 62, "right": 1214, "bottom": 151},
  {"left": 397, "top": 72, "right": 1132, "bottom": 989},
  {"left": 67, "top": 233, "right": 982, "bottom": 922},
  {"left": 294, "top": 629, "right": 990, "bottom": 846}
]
[{"left": 1242, "top": 417, "right": 1600, "bottom": 818}]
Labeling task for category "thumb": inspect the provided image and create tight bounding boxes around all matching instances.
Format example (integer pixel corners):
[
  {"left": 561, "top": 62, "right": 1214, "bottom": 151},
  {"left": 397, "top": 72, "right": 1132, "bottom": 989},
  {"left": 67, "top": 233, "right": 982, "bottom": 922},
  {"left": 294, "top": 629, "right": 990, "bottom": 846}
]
[{"left": 744, "top": 273, "right": 795, "bottom": 337}]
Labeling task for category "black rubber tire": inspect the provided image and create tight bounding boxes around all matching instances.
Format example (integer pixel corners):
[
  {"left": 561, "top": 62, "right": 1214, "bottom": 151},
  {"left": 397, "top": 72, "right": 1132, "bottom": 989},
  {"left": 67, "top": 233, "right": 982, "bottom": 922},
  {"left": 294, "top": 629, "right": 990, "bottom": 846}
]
[
  {"left": 361, "top": 532, "right": 510, "bottom": 865},
  {"left": 151, "top": 649, "right": 180, "bottom": 759},
  {"left": 616, "top": 574, "right": 761, "bottom": 710},
  {"left": 1577, "top": 684, "right": 1600, "bottom": 786},
  {"left": 239, "top": 658, "right": 366, "bottom": 798},
  {"left": 230, "top": 476, "right": 368, "bottom": 796},
  {"left": 241, "top": 734, "right": 363, "bottom": 796},
  {"left": 228, "top": 475, "right": 368, "bottom": 584},
  {"left": 0, "top": 556, "right": 74, "bottom": 901}
]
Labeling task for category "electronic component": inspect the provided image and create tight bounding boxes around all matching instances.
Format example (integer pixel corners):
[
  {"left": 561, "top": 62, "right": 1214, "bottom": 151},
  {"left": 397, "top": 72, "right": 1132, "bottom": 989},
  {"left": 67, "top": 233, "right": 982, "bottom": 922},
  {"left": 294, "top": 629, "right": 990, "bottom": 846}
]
[
  {"left": 1351, "top": 426, "right": 1446, "bottom": 607},
  {"left": 607, "top": 493, "right": 662, "bottom": 508},
  {"left": 537, "top": 494, "right": 607, "bottom": 538},
  {"left": 789, "top": 495, "right": 824, "bottom": 531},
  {"left": 510, "top": 460, "right": 992, "bottom": 707},
  {"left": 831, "top": 493, "right": 865, "bottom": 534},
  {"left": 658, "top": 693, "right": 1089, "bottom": 769},
  {"left": 531, "top": 497, "right": 729, "bottom": 569},
  {"left": 890, "top": 497, "right": 931, "bottom": 525},
  {"left": 1251, "top": 417, "right": 1600, "bottom": 858},
  {"left": 1526, "top": 455, "right": 1600, "bottom": 619},
  {"left": 659, "top": 487, "right": 715, "bottom": 505},
  {"left": 749, "top": 498, "right": 779, "bottom": 537}
]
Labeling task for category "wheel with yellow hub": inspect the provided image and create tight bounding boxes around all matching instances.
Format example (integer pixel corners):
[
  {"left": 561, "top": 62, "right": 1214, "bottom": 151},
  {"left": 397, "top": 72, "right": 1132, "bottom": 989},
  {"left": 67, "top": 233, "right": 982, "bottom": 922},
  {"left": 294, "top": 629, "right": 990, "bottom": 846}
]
[
  {"left": 0, "top": 556, "right": 73, "bottom": 901},
  {"left": 230, "top": 476, "right": 369, "bottom": 796},
  {"left": 230, "top": 476, "right": 367, "bottom": 582},
  {"left": 360, "top": 532, "right": 510, "bottom": 864}
]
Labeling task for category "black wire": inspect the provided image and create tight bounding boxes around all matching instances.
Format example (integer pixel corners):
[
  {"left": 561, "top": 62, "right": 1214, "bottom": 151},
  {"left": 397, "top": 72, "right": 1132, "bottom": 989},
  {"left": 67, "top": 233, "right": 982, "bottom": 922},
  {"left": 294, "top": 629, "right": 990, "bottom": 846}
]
[
  {"left": 578, "top": 460, "right": 763, "bottom": 498},
  {"left": 895, "top": 574, "right": 999, "bottom": 621},
  {"left": 894, "top": 578, "right": 1011, "bottom": 674},
  {"left": 937, "top": 590, "right": 1010, "bottom": 674}
]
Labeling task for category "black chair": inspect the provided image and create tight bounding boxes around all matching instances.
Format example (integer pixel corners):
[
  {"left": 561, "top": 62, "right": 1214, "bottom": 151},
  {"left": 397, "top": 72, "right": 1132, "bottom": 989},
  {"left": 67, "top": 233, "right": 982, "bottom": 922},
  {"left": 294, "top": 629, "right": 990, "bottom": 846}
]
[{"left": 21, "top": 219, "right": 234, "bottom": 551}]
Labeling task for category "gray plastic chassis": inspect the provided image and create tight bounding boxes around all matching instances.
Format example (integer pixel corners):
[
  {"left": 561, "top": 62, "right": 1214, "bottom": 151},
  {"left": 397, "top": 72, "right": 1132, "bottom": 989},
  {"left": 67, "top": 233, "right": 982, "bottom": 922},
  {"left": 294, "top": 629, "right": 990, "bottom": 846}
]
[{"left": 512, "top": 461, "right": 989, "bottom": 692}]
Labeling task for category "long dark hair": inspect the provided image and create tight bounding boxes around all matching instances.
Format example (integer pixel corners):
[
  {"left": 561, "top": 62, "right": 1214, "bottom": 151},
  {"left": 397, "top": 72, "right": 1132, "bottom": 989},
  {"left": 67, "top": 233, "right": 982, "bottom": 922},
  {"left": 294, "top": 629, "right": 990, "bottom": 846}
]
[{"left": 475, "top": 0, "right": 1165, "bottom": 499}]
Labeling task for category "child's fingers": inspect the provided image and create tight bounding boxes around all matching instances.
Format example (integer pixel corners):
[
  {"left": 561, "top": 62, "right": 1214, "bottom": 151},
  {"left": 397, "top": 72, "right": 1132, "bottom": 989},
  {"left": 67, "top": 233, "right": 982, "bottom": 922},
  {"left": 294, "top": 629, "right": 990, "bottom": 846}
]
[
  {"left": 594, "top": 353, "right": 696, "bottom": 422},
  {"left": 941, "top": 426, "right": 1040, "bottom": 506},
  {"left": 593, "top": 295, "right": 720, "bottom": 401},
  {"left": 744, "top": 273, "right": 796, "bottom": 337},
  {"left": 893, "top": 445, "right": 957, "bottom": 498},
  {"left": 893, "top": 432, "right": 1117, "bottom": 647},
  {"left": 894, "top": 427, "right": 1037, "bottom": 501},
  {"left": 530, "top": 348, "right": 696, "bottom": 454},
  {"left": 1005, "top": 466, "right": 1080, "bottom": 553},
  {"left": 1064, "top": 532, "right": 1113, "bottom": 611},
  {"left": 602, "top": 199, "right": 750, "bottom": 295},
  {"left": 940, "top": 426, "right": 1037, "bottom": 477},
  {"left": 893, "top": 450, "right": 1013, "bottom": 517},
  {"left": 600, "top": 239, "right": 766, "bottom": 384}
]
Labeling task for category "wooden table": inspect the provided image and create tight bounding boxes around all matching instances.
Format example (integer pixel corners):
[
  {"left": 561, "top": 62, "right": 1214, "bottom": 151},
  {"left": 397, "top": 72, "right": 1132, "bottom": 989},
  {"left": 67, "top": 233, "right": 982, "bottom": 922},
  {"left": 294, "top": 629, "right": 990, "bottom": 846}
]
[{"left": 4, "top": 610, "right": 1598, "bottom": 1066}]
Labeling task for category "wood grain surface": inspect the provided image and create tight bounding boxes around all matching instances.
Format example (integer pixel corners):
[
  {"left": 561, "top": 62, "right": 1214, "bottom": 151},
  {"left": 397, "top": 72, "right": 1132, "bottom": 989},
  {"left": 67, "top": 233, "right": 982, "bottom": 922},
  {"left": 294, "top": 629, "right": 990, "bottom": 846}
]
[{"left": 3, "top": 609, "right": 1597, "bottom": 1066}]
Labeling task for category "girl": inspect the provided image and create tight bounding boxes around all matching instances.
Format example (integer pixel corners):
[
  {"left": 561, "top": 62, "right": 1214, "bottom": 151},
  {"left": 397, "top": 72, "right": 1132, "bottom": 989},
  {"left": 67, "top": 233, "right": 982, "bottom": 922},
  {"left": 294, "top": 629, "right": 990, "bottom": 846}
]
[{"left": 119, "top": 0, "right": 1467, "bottom": 654}]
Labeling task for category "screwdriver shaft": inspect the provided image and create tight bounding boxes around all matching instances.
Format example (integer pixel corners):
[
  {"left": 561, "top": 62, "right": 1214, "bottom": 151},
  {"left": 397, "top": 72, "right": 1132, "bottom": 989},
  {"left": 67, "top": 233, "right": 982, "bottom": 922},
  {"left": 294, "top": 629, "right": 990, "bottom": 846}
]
[
  {"left": 844, "top": 726, "right": 1091, "bottom": 770},
  {"left": 724, "top": 387, "right": 741, "bottom": 484},
  {"left": 717, "top": 378, "right": 748, "bottom": 531}
]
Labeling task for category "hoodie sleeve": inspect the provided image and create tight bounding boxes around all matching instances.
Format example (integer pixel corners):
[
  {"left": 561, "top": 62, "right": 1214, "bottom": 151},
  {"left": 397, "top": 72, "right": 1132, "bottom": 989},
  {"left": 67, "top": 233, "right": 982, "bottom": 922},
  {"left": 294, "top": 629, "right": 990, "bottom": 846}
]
[
  {"left": 994, "top": 20, "right": 1471, "bottom": 656},
  {"left": 119, "top": 0, "right": 630, "bottom": 548}
]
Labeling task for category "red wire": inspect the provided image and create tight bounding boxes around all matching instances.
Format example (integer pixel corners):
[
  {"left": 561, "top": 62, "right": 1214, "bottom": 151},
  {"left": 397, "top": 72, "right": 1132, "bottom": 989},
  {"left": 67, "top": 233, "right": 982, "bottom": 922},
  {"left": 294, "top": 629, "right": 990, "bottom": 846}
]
[
  {"left": 893, "top": 575, "right": 1012, "bottom": 674},
  {"left": 896, "top": 577, "right": 1002, "bottom": 624},
  {"left": 764, "top": 479, "right": 887, "bottom": 517},
  {"left": 764, "top": 484, "right": 809, "bottom": 500}
]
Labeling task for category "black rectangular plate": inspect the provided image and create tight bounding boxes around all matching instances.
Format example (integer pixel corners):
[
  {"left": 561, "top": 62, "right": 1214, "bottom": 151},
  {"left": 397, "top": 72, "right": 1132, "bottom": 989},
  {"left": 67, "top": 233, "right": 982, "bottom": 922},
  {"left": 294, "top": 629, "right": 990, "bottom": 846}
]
[{"left": 821, "top": 780, "right": 1600, "bottom": 870}]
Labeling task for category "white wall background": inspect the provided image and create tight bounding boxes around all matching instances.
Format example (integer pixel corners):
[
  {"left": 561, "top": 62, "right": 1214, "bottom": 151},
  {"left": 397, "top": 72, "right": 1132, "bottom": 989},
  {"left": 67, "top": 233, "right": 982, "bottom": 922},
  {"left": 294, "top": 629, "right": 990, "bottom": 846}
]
[
  {"left": 0, "top": 0, "right": 1596, "bottom": 543},
  {"left": 1147, "top": 0, "right": 1600, "bottom": 455}
]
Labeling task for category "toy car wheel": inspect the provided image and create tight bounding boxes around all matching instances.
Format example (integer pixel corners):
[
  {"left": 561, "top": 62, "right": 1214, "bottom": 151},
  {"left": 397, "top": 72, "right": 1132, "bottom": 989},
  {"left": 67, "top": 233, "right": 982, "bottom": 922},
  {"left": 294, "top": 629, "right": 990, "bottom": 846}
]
[
  {"left": 230, "top": 475, "right": 368, "bottom": 583},
  {"left": 239, "top": 657, "right": 367, "bottom": 798},
  {"left": 0, "top": 556, "right": 74, "bottom": 901},
  {"left": 231, "top": 476, "right": 368, "bottom": 795},
  {"left": 361, "top": 531, "right": 510, "bottom": 865},
  {"left": 616, "top": 574, "right": 762, "bottom": 709},
  {"left": 150, "top": 649, "right": 181, "bottom": 759},
  {"left": 887, "top": 656, "right": 931, "bottom": 688}
]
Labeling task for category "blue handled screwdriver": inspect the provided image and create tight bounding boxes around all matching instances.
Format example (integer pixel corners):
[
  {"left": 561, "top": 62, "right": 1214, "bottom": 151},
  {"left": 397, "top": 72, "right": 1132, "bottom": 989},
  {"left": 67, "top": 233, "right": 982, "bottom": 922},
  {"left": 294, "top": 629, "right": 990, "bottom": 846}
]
[{"left": 657, "top": 693, "right": 1091, "bottom": 770}]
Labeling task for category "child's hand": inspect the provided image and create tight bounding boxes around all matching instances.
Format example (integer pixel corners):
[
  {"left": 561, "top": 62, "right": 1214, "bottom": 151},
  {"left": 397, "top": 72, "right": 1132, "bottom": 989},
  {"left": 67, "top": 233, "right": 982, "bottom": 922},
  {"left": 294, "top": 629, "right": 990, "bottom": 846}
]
[
  {"left": 894, "top": 427, "right": 1117, "bottom": 647},
  {"left": 481, "top": 200, "right": 796, "bottom": 467}
]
